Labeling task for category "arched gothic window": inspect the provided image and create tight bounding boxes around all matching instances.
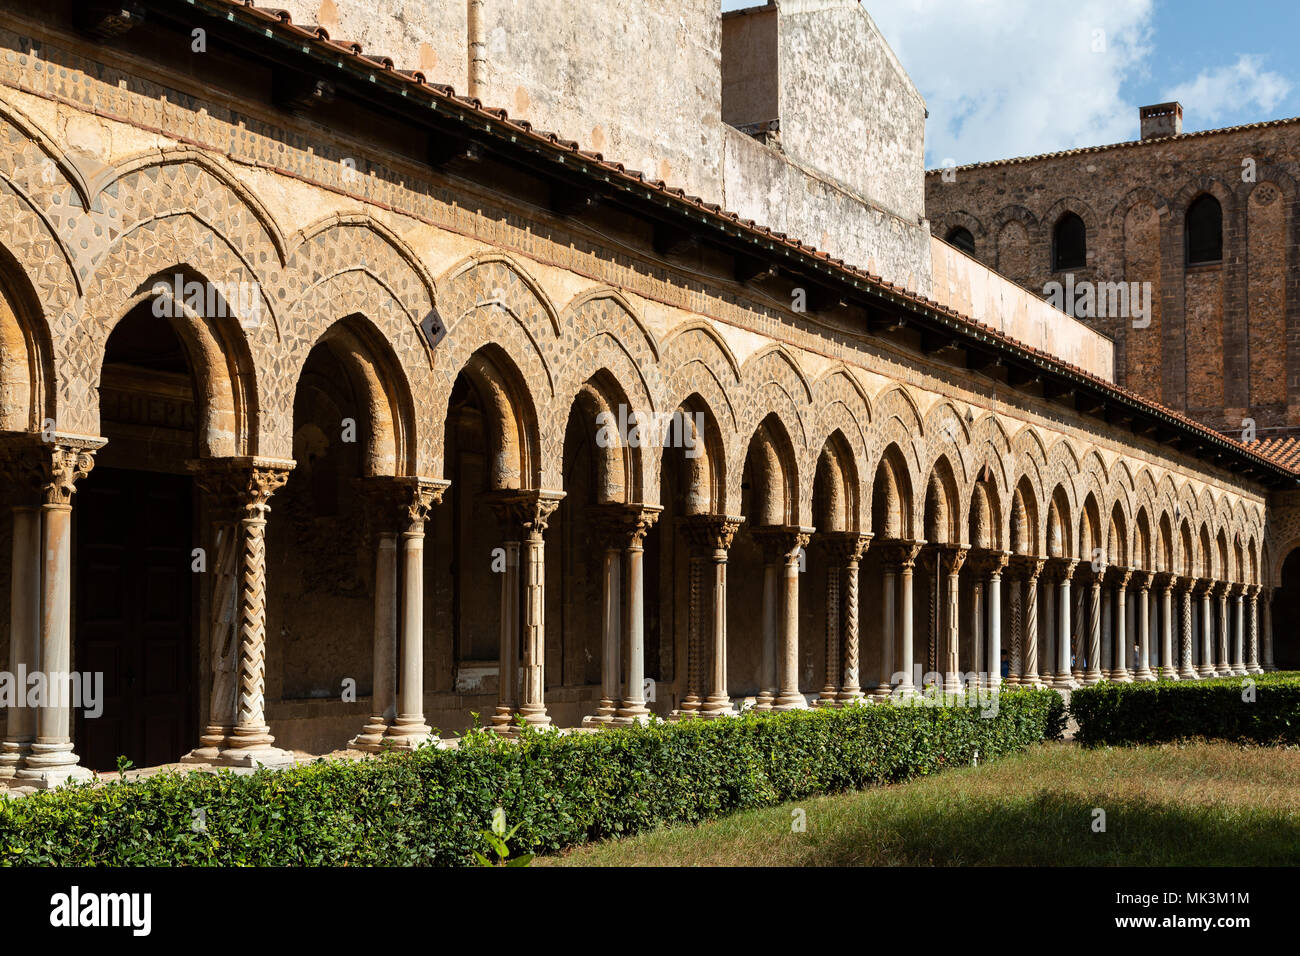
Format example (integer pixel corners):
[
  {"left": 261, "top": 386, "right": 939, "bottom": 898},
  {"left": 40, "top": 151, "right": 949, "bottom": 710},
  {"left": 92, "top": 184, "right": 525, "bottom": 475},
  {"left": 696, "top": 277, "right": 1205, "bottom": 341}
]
[
  {"left": 1185, "top": 194, "right": 1223, "bottom": 265},
  {"left": 1052, "top": 212, "right": 1086, "bottom": 270}
]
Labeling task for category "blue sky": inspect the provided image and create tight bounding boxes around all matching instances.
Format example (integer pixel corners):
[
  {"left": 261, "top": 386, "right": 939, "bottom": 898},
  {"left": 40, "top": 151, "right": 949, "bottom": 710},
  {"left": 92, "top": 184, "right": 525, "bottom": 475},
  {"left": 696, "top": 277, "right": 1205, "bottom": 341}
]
[{"left": 721, "top": 1, "right": 1300, "bottom": 166}]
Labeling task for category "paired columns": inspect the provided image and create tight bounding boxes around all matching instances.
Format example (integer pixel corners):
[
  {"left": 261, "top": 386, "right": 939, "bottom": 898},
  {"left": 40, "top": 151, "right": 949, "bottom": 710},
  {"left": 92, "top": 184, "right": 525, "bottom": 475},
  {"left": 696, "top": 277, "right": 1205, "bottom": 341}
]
[
  {"left": 751, "top": 526, "right": 813, "bottom": 711},
  {"left": 816, "top": 532, "right": 871, "bottom": 705},
  {"left": 485, "top": 490, "right": 564, "bottom": 734},
  {"left": 1007, "top": 556, "right": 1045, "bottom": 687},
  {"left": 876, "top": 540, "right": 921, "bottom": 698},
  {"left": 678, "top": 515, "right": 744, "bottom": 718},
  {"left": 347, "top": 477, "right": 450, "bottom": 752},
  {"left": 583, "top": 504, "right": 662, "bottom": 726}
]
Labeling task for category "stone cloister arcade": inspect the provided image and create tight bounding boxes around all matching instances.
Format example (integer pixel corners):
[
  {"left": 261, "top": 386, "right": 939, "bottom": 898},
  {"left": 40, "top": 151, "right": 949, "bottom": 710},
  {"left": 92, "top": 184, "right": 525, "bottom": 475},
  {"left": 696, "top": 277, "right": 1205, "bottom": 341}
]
[{"left": 0, "top": 68, "right": 1276, "bottom": 787}]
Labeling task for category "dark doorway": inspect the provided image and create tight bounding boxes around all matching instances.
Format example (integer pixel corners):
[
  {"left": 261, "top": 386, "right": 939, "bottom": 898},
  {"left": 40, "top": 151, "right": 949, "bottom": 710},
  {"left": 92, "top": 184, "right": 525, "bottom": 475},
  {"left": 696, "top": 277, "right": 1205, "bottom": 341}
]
[
  {"left": 1277, "top": 548, "right": 1300, "bottom": 670},
  {"left": 74, "top": 467, "right": 195, "bottom": 772}
]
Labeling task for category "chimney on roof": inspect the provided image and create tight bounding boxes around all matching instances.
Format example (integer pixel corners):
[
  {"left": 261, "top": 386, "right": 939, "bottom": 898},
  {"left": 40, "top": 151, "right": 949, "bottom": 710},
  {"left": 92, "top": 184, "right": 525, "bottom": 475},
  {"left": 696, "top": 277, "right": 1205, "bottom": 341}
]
[{"left": 1140, "top": 102, "right": 1183, "bottom": 141}]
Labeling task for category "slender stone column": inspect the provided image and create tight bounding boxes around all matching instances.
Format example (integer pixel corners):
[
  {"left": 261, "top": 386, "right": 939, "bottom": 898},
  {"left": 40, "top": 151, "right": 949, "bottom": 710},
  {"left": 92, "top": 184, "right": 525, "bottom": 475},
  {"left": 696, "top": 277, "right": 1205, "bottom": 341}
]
[
  {"left": 1071, "top": 580, "right": 1085, "bottom": 683},
  {"left": 1155, "top": 572, "right": 1176, "bottom": 679},
  {"left": 483, "top": 488, "right": 524, "bottom": 730},
  {"left": 1020, "top": 558, "right": 1045, "bottom": 687},
  {"left": 0, "top": 442, "right": 47, "bottom": 782},
  {"left": 491, "top": 538, "right": 521, "bottom": 731},
  {"left": 1194, "top": 580, "right": 1213, "bottom": 679},
  {"left": 0, "top": 505, "right": 40, "bottom": 780},
  {"left": 1111, "top": 570, "right": 1132, "bottom": 682},
  {"left": 940, "top": 547, "right": 968, "bottom": 693},
  {"left": 835, "top": 534, "right": 870, "bottom": 703},
  {"left": 1084, "top": 571, "right": 1104, "bottom": 685},
  {"left": 1100, "top": 577, "right": 1114, "bottom": 681},
  {"left": 1049, "top": 560, "right": 1077, "bottom": 690},
  {"left": 1133, "top": 573, "right": 1154, "bottom": 680},
  {"left": 1213, "top": 583, "right": 1229, "bottom": 679},
  {"left": 1247, "top": 585, "right": 1263, "bottom": 675},
  {"left": 755, "top": 539, "right": 782, "bottom": 710},
  {"left": 766, "top": 528, "right": 814, "bottom": 711},
  {"left": 589, "top": 534, "right": 622, "bottom": 725},
  {"left": 15, "top": 442, "right": 102, "bottom": 787},
  {"left": 682, "top": 515, "right": 744, "bottom": 718},
  {"left": 986, "top": 554, "right": 1007, "bottom": 688},
  {"left": 876, "top": 550, "right": 899, "bottom": 700},
  {"left": 1177, "top": 578, "right": 1197, "bottom": 680},
  {"left": 350, "top": 481, "right": 402, "bottom": 751},
  {"left": 615, "top": 506, "right": 661, "bottom": 724},
  {"left": 379, "top": 478, "right": 451, "bottom": 747},
  {"left": 1043, "top": 568, "right": 1057, "bottom": 683},
  {"left": 1006, "top": 564, "right": 1023, "bottom": 686},
  {"left": 971, "top": 574, "right": 985, "bottom": 680},
  {"left": 678, "top": 541, "right": 707, "bottom": 717},
  {"left": 1261, "top": 587, "right": 1276, "bottom": 672},
  {"left": 896, "top": 542, "right": 921, "bottom": 696},
  {"left": 1231, "top": 585, "right": 1246, "bottom": 677}
]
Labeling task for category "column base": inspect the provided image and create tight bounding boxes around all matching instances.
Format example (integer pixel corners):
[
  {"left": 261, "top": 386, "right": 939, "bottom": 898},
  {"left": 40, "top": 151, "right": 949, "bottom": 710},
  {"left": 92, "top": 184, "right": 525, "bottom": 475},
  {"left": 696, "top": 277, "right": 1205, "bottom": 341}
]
[
  {"left": 773, "top": 691, "right": 809, "bottom": 711},
  {"left": 1050, "top": 675, "right": 1077, "bottom": 690},
  {"left": 385, "top": 714, "right": 437, "bottom": 749},
  {"left": 753, "top": 689, "right": 776, "bottom": 711},
  {"left": 12, "top": 764, "right": 94, "bottom": 789},
  {"left": 215, "top": 745, "right": 297, "bottom": 768},
  {"left": 349, "top": 718, "right": 393, "bottom": 753},
  {"left": 1177, "top": 666, "right": 1197, "bottom": 680},
  {"left": 1134, "top": 666, "right": 1156, "bottom": 682},
  {"left": 813, "top": 692, "right": 841, "bottom": 708},
  {"left": 838, "top": 688, "right": 867, "bottom": 705},
  {"left": 614, "top": 698, "right": 651, "bottom": 723},
  {"left": 1250, "top": 664, "right": 1267, "bottom": 675},
  {"left": 700, "top": 695, "right": 734, "bottom": 718},
  {"left": 1112, "top": 669, "right": 1133, "bottom": 683},
  {"left": 1083, "top": 670, "right": 1103, "bottom": 686}
]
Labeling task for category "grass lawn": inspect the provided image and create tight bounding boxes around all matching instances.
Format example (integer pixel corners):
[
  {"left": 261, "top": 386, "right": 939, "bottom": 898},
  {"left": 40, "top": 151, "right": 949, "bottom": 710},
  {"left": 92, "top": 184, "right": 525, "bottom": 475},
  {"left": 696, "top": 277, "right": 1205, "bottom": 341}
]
[{"left": 537, "top": 741, "right": 1300, "bottom": 866}]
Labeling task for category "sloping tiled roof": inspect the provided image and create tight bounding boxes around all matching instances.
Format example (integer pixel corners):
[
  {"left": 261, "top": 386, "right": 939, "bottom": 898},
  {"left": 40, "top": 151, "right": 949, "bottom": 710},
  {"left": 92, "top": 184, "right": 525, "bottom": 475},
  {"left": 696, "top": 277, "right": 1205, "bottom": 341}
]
[
  {"left": 1246, "top": 436, "right": 1300, "bottom": 474},
  {"left": 924, "top": 116, "right": 1300, "bottom": 176},
  {"left": 175, "top": 0, "right": 1298, "bottom": 484}
]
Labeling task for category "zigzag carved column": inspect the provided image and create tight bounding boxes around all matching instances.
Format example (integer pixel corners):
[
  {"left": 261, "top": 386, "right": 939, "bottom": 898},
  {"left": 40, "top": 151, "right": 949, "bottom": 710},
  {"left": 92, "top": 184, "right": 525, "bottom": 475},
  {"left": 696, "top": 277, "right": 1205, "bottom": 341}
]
[
  {"left": 207, "top": 458, "right": 294, "bottom": 768},
  {"left": 833, "top": 533, "right": 870, "bottom": 703},
  {"left": 1247, "top": 585, "right": 1263, "bottom": 675},
  {"left": 1177, "top": 578, "right": 1197, "bottom": 680}
]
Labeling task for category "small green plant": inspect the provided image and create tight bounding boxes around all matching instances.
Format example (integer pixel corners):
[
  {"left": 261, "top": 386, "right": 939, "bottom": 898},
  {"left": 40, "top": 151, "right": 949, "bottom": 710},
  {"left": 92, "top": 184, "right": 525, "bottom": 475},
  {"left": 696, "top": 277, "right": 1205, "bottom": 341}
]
[{"left": 473, "top": 807, "right": 532, "bottom": 867}]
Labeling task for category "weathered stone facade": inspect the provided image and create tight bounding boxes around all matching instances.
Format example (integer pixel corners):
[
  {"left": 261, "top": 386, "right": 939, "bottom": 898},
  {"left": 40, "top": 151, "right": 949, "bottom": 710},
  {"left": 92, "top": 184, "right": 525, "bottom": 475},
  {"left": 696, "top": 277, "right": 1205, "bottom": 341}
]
[
  {"left": 925, "top": 108, "right": 1300, "bottom": 437},
  {"left": 0, "top": 1, "right": 1287, "bottom": 785}
]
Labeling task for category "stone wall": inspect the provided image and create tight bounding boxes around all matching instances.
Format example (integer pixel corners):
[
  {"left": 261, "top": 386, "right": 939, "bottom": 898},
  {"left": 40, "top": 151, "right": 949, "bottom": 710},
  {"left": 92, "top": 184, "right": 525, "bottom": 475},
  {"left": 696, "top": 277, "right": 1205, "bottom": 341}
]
[{"left": 926, "top": 118, "right": 1300, "bottom": 436}]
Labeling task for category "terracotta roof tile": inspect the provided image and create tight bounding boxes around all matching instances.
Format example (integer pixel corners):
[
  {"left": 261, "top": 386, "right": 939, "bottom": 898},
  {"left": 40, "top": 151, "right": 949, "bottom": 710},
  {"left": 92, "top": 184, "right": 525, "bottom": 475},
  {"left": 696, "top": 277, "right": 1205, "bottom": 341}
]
[
  {"left": 925, "top": 116, "right": 1300, "bottom": 175},
  {"left": 1246, "top": 437, "right": 1300, "bottom": 473},
  {"left": 197, "top": 0, "right": 1295, "bottom": 481}
]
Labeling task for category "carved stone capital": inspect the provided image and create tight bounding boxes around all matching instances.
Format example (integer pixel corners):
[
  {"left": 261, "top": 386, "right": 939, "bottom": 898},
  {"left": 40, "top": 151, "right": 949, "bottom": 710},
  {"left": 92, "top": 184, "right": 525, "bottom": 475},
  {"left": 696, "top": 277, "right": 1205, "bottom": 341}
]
[
  {"left": 969, "top": 549, "right": 1010, "bottom": 577},
  {"left": 1045, "top": 557, "right": 1077, "bottom": 583},
  {"left": 192, "top": 456, "right": 295, "bottom": 521},
  {"left": 938, "top": 545, "right": 968, "bottom": 576},
  {"left": 589, "top": 503, "right": 662, "bottom": 549},
  {"left": 823, "top": 531, "right": 871, "bottom": 565},
  {"left": 482, "top": 488, "right": 564, "bottom": 538},
  {"left": 1010, "top": 554, "right": 1046, "bottom": 582},
  {"left": 398, "top": 476, "right": 451, "bottom": 526},
  {"left": 1106, "top": 567, "right": 1133, "bottom": 589},
  {"left": 679, "top": 513, "right": 744, "bottom": 556},
  {"left": 878, "top": 539, "right": 923, "bottom": 573},
  {"left": 32, "top": 436, "right": 104, "bottom": 506},
  {"left": 751, "top": 525, "right": 813, "bottom": 564}
]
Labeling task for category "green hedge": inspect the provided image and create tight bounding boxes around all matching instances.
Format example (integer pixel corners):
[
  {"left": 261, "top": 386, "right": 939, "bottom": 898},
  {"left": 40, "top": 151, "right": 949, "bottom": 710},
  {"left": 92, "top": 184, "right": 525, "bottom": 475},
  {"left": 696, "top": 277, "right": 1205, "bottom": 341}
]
[
  {"left": 0, "top": 688, "right": 1063, "bottom": 866},
  {"left": 1070, "top": 672, "right": 1300, "bottom": 746}
]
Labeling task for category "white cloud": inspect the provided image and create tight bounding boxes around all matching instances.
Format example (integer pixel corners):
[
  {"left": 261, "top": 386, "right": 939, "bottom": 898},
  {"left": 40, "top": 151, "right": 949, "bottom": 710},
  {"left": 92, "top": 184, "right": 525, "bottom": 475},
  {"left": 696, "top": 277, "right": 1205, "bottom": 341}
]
[
  {"left": 864, "top": 0, "right": 1156, "bottom": 166},
  {"left": 1161, "top": 54, "right": 1291, "bottom": 124}
]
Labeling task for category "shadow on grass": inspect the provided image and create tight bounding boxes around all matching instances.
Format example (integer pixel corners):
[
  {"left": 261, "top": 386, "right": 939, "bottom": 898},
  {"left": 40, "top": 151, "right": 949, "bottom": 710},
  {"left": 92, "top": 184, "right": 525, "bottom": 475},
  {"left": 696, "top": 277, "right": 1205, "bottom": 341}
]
[{"left": 808, "top": 791, "right": 1300, "bottom": 866}]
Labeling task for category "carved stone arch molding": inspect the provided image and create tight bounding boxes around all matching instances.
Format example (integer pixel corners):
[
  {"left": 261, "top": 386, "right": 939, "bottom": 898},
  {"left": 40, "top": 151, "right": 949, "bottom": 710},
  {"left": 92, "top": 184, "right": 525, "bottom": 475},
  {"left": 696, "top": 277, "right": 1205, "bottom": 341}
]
[
  {"left": 809, "top": 366, "right": 872, "bottom": 531},
  {"left": 270, "top": 216, "right": 439, "bottom": 468},
  {"left": 735, "top": 345, "right": 813, "bottom": 523},
  {"left": 59, "top": 215, "right": 271, "bottom": 446},
  {"left": 551, "top": 288, "right": 660, "bottom": 503},
  {"left": 433, "top": 253, "right": 559, "bottom": 486}
]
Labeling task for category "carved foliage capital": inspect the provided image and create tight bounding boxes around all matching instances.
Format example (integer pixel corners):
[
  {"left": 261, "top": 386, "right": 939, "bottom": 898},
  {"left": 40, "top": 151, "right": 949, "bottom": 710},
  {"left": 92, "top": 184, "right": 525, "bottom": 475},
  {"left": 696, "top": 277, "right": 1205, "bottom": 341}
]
[{"left": 680, "top": 513, "right": 745, "bottom": 555}]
